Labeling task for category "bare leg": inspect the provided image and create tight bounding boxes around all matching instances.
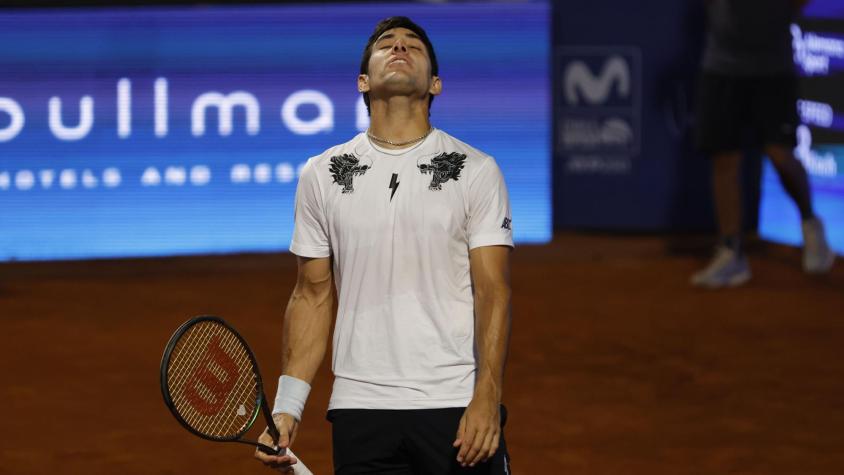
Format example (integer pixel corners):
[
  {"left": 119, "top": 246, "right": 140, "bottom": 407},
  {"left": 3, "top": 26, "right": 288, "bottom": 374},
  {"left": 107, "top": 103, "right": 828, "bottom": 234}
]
[
  {"left": 691, "top": 150, "right": 751, "bottom": 287},
  {"left": 765, "top": 144, "right": 834, "bottom": 272},
  {"left": 711, "top": 151, "right": 743, "bottom": 242},
  {"left": 764, "top": 144, "right": 814, "bottom": 220},
  {"left": 691, "top": 151, "right": 752, "bottom": 287}
]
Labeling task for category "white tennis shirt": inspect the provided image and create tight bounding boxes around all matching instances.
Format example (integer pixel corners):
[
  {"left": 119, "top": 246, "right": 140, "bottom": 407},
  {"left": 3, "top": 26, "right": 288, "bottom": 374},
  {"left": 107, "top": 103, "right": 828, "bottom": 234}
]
[{"left": 290, "top": 129, "right": 513, "bottom": 410}]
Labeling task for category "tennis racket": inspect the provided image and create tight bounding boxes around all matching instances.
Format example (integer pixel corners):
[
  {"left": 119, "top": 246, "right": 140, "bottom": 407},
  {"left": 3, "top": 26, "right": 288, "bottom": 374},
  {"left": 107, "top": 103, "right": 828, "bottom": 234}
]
[{"left": 160, "top": 315, "right": 312, "bottom": 474}]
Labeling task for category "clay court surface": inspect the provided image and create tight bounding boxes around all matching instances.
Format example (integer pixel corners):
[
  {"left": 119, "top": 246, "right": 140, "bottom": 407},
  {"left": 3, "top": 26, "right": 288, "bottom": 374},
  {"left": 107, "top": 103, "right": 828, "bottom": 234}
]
[{"left": 2, "top": 234, "right": 843, "bottom": 474}]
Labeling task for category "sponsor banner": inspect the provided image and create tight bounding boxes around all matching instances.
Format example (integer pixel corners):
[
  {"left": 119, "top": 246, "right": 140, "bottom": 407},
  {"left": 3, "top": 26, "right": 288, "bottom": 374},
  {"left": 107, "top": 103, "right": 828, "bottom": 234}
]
[
  {"left": 553, "top": 0, "right": 716, "bottom": 230},
  {"left": 0, "top": 3, "right": 551, "bottom": 261},
  {"left": 760, "top": 7, "right": 844, "bottom": 254}
]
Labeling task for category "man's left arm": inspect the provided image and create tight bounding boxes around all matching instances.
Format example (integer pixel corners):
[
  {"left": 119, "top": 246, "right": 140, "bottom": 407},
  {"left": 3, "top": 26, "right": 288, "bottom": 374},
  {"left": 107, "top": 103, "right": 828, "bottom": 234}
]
[{"left": 454, "top": 244, "right": 512, "bottom": 467}]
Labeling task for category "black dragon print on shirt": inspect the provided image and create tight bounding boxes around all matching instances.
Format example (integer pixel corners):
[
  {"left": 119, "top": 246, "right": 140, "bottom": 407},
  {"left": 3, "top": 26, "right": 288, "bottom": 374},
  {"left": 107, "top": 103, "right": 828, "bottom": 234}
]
[
  {"left": 417, "top": 152, "right": 466, "bottom": 191},
  {"left": 329, "top": 154, "right": 370, "bottom": 193}
]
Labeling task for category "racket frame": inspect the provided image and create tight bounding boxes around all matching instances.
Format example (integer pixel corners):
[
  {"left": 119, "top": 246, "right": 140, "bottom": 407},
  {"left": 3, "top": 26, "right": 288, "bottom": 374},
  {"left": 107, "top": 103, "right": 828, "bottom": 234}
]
[{"left": 160, "top": 315, "right": 282, "bottom": 455}]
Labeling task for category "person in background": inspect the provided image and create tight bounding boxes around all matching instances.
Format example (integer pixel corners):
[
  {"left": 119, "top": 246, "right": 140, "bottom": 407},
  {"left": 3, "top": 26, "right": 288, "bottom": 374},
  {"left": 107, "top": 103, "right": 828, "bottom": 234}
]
[{"left": 691, "top": 0, "right": 835, "bottom": 288}]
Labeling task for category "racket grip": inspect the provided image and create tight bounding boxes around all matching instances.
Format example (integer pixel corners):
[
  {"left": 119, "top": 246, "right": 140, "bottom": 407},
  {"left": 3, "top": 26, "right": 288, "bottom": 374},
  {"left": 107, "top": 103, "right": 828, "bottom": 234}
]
[
  {"left": 256, "top": 445, "right": 312, "bottom": 474},
  {"left": 256, "top": 443, "right": 286, "bottom": 456}
]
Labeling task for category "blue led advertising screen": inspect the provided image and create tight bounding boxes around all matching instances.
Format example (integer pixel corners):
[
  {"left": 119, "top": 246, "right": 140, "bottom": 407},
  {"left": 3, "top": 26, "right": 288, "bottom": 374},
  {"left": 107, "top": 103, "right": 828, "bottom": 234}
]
[
  {"left": 759, "top": 1, "right": 844, "bottom": 253},
  {"left": 0, "top": 3, "right": 550, "bottom": 261}
]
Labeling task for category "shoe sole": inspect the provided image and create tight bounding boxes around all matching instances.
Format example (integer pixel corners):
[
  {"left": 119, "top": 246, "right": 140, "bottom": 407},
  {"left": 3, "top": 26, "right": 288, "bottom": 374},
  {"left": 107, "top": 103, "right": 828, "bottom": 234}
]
[
  {"left": 724, "top": 270, "right": 751, "bottom": 287},
  {"left": 691, "top": 269, "right": 751, "bottom": 289},
  {"left": 804, "top": 251, "right": 836, "bottom": 274}
]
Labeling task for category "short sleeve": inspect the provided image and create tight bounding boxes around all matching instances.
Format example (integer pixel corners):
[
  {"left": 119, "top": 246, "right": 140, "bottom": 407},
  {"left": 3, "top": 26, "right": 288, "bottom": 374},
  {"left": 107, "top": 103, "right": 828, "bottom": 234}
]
[
  {"left": 467, "top": 157, "right": 514, "bottom": 250},
  {"left": 289, "top": 158, "right": 331, "bottom": 258}
]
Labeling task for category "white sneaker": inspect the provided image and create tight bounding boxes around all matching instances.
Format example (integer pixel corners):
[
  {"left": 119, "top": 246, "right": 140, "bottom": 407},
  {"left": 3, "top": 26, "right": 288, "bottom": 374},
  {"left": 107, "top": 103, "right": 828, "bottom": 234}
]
[
  {"left": 802, "top": 217, "right": 835, "bottom": 274},
  {"left": 691, "top": 246, "right": 751, "bottom": 288}
]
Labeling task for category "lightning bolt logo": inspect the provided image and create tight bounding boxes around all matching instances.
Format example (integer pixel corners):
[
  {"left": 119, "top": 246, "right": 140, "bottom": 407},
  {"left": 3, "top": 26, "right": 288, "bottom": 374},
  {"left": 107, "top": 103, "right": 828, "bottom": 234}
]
[{"left": 389, "top": 173, "right": 400, "bottom": 201}]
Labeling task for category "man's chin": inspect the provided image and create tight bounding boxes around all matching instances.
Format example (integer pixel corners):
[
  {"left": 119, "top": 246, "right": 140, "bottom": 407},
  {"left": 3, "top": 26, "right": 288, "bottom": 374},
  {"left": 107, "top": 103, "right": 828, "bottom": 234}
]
[{"left": 376, "top": 79, "right": 422, "bottom": 97}]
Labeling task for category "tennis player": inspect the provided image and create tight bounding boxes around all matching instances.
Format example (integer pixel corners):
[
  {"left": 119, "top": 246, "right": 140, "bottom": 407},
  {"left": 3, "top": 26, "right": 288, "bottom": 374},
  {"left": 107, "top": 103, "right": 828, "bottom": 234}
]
[{"left": 254, "top": 16, "right": 514, "bottom": 474}]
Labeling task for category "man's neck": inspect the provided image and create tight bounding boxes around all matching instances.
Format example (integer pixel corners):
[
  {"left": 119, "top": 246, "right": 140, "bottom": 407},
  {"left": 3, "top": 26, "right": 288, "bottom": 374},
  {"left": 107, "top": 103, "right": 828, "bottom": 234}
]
[{"left": 367, "top": 97, "right": 431, "bottom": 150}]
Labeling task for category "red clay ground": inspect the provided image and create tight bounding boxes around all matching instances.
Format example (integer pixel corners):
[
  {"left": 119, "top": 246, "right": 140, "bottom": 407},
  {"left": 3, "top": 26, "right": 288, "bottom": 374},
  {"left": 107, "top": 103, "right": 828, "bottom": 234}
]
[{"left": 1, "top": 234, "right": 843, "bottom": 474}]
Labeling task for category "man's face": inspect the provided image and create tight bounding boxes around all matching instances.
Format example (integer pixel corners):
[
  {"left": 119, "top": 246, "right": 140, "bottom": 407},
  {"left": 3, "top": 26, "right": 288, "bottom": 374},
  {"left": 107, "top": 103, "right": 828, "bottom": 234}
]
[{"left": 359, "top": 27, "right": 441, "bottom": 102}]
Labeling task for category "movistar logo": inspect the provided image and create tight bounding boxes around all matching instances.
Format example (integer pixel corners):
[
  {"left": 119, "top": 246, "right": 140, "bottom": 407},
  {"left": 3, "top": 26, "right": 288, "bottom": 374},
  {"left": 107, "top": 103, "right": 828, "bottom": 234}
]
[{"left": 564, "top": 55, "right": 630, "bottom": 105}]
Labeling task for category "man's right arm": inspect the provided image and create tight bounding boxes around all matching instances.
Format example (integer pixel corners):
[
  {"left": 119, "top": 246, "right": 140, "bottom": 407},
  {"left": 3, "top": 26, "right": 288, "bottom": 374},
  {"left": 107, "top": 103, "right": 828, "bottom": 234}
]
[
  {"left": 282, "top": 255, "right": 334, "bottom": 385},
  {"left": 255, "top": 255, "right": 333, "bottom": 470}
]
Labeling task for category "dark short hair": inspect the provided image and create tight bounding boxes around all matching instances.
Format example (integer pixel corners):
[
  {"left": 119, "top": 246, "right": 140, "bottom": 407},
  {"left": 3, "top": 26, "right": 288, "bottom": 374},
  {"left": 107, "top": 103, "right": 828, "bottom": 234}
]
[{"left": 359, "top": 16, "right": 438, "bottom": 116}]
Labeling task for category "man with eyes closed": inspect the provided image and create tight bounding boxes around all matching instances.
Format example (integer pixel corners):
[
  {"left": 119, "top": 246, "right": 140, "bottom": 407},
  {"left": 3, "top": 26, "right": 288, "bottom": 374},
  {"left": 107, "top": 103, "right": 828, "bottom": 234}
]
[{"left": 255, "top": 16, "right": 514, "bottom": 475}]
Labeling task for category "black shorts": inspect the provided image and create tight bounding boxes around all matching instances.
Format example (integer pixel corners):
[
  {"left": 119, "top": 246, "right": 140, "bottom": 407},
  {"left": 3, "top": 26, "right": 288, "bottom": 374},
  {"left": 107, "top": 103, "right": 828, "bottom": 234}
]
[
  {"left": 694, "top": 72, "right": 799, "bottom": 154},
  {"left": 327, "top": 405, "right": 511, "bottom": 475}
]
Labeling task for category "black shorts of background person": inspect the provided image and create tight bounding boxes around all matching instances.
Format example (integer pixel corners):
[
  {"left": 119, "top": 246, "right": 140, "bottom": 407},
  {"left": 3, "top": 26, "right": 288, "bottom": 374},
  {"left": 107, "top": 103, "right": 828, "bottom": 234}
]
[{"left": 695, "top": 73, "right": 799, "bottom": 154}]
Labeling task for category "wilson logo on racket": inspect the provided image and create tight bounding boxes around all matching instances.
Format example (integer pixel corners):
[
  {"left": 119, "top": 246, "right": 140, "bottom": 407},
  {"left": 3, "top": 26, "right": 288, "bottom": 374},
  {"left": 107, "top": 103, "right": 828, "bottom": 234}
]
[
  {"left": 161, "top": 316, "right": 313, "bottom": 473},
  {"left": 184, "top": 334, "right": 238, "bottom": 415}
]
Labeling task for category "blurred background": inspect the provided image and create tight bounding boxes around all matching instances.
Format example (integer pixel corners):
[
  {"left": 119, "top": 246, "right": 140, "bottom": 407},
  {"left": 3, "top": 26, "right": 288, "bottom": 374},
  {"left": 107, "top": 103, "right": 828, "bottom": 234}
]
[{"left": 1, "top": 0, "right": 843, "bottom": 474}]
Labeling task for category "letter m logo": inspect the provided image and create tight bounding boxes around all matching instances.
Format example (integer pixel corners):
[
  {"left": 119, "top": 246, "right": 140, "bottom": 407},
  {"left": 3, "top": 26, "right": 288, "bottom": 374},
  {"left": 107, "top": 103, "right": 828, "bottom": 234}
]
[
  {"left": 564, "top": 56, "right": 630, "bottom": 105},
  {"left": 557, "top": 48, "right": 640, "bottom": 108}
]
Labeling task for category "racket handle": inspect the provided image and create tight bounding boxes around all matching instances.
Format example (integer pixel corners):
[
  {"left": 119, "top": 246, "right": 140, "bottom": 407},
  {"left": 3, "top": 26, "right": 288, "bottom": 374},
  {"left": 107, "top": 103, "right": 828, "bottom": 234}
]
[
  {"left": 256, "top": 443, "right": 286, "bottom": 456},
  {"left": 256, "top": 445, "right": 312, "bottom": 475}
]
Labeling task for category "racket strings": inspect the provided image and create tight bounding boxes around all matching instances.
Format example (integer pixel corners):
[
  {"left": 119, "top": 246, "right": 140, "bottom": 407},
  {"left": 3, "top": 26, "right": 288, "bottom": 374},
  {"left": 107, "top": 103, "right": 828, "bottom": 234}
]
[
  {"left": 166, "top": 321, "right": 260, "bottom": 439},
  {"left": 215, "top": 352, "right": 261, "bottom": 434},
  {"left": 195, "top": 332, "right": 257, "bottom": 435},
  {"left": 174, "top": 326, "right": 251, "bottom": 431},
  {"left": 172, "top": 325, "right": 229, "bottom": 433},
  {"left": 170, "top": 324, "right": 227, "bottom": 429},
  {"left": 170, "top": 324, "right": 222, "bottom": 420},
  {"left": 171, "top": 324, "right": 257, "bottom": 436},
  {"left": 168, "top": 323, "right": 214, "bottom": 392}
]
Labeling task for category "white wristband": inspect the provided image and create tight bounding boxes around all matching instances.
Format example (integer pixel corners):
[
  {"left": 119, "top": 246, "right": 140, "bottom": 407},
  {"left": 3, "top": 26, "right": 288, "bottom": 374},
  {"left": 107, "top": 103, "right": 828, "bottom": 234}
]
[{"left": 272, "top": 375, "right": 311, "bottom": 421}]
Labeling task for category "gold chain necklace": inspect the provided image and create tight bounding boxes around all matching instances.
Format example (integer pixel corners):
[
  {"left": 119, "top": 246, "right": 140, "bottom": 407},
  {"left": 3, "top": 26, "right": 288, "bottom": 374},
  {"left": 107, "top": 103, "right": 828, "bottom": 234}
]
[{"left": 366, "top": 127, "right": 433, "bottom": 147}]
